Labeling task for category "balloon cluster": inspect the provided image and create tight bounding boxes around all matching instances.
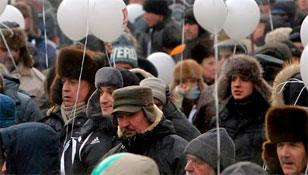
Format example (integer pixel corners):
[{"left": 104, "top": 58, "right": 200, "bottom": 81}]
[
  {"left": 0, "top": 1, "right": 25, "bottom": 29},
  {"left": 57, "top": 0, "right": 127, "bottom": 42},
  {"left": 193, "top": 0, "right": 260, "bottom": 40},
  {"left": 299, "top": 11, "right": 308, "bottom": 90}
]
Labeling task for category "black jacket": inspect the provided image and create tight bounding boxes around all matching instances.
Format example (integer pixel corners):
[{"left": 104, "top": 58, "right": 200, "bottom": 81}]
[
  {"left": 210, "top": 91, "right": 269, "bottom": 165},
  {"left": 42, "top": 109, "right": 88, "bottom": 174},
  {"left": 0, "top": 122, "right": 60, "bottom": 174},
  {"left": 163, "top": 101, "right": 200, "bottom": 141},
  {"left": 1, "top": 71, "right": 43, "bottom": 123},
  {"left": 72, "top": 117, "right": 119, "bottom": 174},
  {"left": 103, "top": 116, "right": 188, "bottom": 175}
]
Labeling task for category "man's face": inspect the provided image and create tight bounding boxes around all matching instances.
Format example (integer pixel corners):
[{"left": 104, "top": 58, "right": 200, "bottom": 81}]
[
  {"left": 0, "top": 48, "right": 20, "bottom": 71},
  {"left": 115, "top": 63, "right": 133, "bottom": 70},
  {"left": 231, "top": 75, "right": 254, "bottom": 100},
  {"left": 185, "top": 154, "right": 215, "bottom": 175},
  {"left": 62, "top": 78, "right": 91, "bottom": 107},
  {"left": 277, "top": 141, "right": 308, "bottom": 175},
  {"left": 117, "top": 110, "right": 151, "bottom": 136},
  {"left": 99, "top": 86, "right": 116, "bottom": 117},
  {"left": 144, "top": 12, "right": 163, "bottom": 27},
  {"left": 184, "top": 23, "right": 199, "bottom": 41},
  {"left": 201, "top": 56, "right": 216, "bottom": 83}
]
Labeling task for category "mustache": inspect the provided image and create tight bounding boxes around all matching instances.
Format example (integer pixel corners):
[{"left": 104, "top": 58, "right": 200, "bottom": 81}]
[
  {"left": 121, "top": 126, "right": 136, "bottom": 134},
  {"left": 281, "top": 157, "right": 296, "bottom": 164}
]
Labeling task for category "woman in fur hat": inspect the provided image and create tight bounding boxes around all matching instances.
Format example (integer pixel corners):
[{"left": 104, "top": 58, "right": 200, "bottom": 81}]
[
  {"left": 210, "top": 54, "right": 272, "bottom": 166},
  {"left": 41, "top": 45, "right": 102, "bottom": 174},
  {"left": 170, "top": 59, "right": 207, "bottom": 120}
]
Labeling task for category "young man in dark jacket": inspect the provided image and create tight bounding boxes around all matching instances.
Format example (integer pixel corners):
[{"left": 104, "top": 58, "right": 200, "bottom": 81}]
[
  {"left": 210, "top": 54, "right": 272, "bottom": 166},
  {"left": 103, "top": 86, "right": 188, "bottom": 175}
]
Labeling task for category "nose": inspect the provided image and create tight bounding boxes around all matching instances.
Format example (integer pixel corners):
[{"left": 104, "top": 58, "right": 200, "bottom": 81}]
[
  {"left": 281, "top": 145, "right": 291, "bottom": 156},
  {"left": 233, "top": 78, "right": 242, "bottom": 87},
  {"left": 100, "top": 93, "right": 109, "bottom": 104},
  {"left": 62, "top": 81, "right": 70, "bottom": 92},
  {"left": 118, "top": 116, "right": 130, "bottom": 128},
  {"left": 184, "top": 160, "right": 194, "bottom": 172}
]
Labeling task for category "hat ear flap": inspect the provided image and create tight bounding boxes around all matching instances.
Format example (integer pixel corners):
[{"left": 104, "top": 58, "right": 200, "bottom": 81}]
[
  {"left": 262, "top": 141, "right": 283, "bottom": 175},
  {"left": 50, "top": 76, "right": 63, "bottom": 105}
]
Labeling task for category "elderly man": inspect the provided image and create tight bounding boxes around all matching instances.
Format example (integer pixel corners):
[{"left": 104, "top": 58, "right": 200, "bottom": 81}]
[
  {"left": 263, "top": 106, "right": 308, "bottom": 175},
  {"left": 103, "top": 86, "right": 188, "bottom": 175},
  {"left": 184, "top": 128, "right": 235, "bottom": 175}
]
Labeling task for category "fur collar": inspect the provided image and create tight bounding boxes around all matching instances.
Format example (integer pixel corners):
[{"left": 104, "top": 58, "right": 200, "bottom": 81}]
[{"left": 271, "top": 61, "right": 300, "bottom": 106}]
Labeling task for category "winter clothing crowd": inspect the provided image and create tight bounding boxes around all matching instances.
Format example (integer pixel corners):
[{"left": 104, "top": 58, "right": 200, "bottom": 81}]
[{"left": 0, "top": 0, "right": 308, "bottom": 174}]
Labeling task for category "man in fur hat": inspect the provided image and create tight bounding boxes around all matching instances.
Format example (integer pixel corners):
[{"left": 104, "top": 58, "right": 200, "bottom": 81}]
[
  {"left": 263, "top": 106, "right": 308, "bottom": 175},
  {"left": 41, "top": 45, "right": 102, "bottom": 174},
  {"left": 0, "top": 21, "right": 45, "bottom": 105},
  {"left": 210, "top": 54, "right": 272, "bottom": 166},
  {"left": 102, "top": 86, "right": 188, "bottom": 175}
]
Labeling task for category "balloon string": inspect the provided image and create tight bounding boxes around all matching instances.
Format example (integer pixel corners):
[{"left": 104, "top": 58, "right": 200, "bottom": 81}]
[
  {"left": 274, "top": 78, "right": 306, "bottom": 105},
  {"left": 233, "top": 42, "right": 237, "bottom": 55},
  {"left": 104, "top": 44, "right": 112, "bottom": 67},
  {"left": 0, "top": 24, "right": 20, "bottom": 77},
  {"left": 69, "top": 0, "right": 90, "bottom": 139},
  {"left": 42, "top": 0, "right": 49, "bottom": 69},
  {"left": 214, "top": 32, "right": 221, "bottom": 175},
  {"left": 267, "top": 0, "right": 274, "bottom": 31},
  {"left": 179, "top": 17, "right": 185, "bottom": 86}
]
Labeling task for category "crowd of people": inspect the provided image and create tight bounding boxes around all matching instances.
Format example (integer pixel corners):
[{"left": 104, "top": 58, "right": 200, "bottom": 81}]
[{"left": 0, "top": 0, "right": 308, "bottom": 174}]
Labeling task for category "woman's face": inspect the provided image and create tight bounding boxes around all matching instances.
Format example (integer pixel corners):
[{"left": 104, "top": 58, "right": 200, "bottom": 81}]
[{"left": 201, "top": 56, "right": 217, "bottom": 83}]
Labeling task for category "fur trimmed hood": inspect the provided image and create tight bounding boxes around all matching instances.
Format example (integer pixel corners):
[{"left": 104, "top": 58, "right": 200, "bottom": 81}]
[
  {"left": 262, "top": 106, "right": 308, "bottom": 174},
  {"left": 170, "top": 59, "right": 206, "bottom": 91},
  {"left": 50, "top": 46, "right": 99, "bottom": 105},
  {"left": 217, "top": 54, "right": 272, "bottom": 103},
  {"left": 0, "top": 27, "right": 33, "bottom": 67},
  {"left": 271, "top": 61, "right": 308, "bottom": 107}
]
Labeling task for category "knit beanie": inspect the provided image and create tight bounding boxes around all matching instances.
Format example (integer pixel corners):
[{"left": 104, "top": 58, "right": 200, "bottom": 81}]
[
  {"left": 143, "top": 0, "right": 171, "bottom": 17},
  {"left": 221, "top": 161, "right": 266, "bottom": 175},
  {"left": 184, "top": 128, "right": 235, "bottom": 172},
  {"left": 140, "top": 77, "right": 167, "bottom": 105},
  {"left": 91, "top": 153, "right": 159, "bottom": 175},
  {"left": 117, "top": 68, "right": 140, "bottom": 87},
  {"left": 111, "top": 33, "right": 138, "bottom": 68}
]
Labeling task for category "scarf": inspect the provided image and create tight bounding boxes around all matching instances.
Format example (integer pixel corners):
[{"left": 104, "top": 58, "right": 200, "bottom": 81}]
[{"left": 60, "top": 102, "right": 87, "bottom": 123}]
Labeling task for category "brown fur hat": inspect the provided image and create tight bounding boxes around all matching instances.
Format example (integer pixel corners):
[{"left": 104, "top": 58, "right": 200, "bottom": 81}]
[
  {"left": 217, "top": 54, "right": 272, "bottom": 102},
  {"left": 170, "top": 59, "right": 206, "bottom": 91},
  {"left": 0, "top": 27, "right": 33, "bottom": 67},
  {"left": 262, "top": 105, "right": 308, "bottom": 174},
  {"left": 49, "top": 46, "right": 100, "bottom": 105}
]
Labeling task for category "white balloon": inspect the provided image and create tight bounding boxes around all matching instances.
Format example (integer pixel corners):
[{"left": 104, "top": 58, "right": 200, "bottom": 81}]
[
  {"left": 0, "top": 5, "right": 24, "bottom": 29},
  {"left": 301, "top": 15, "right": 308, "bottom": 47},
  {"left": 127, "top": 4, "right": 145, "bottom": 23},
  {"left": 193, "top": 0, "right": 227, "bottom": 34},
  {"left": 300, "top": 46, "right": 308, "bottom": 91},
  {"left": 89, "top": 0, "right": 127, "bottom": 42},
  {"left": 57, "top": 0, "right": 89, "bottom": 41},
  {"left": 0, "top": 0, "right": 8, "bottom": 16},
  {"left": 223, "top": 0, "right": 260, "bottom": 41},
  {"left": 147, "top": 52, "right": 175, "bottom": 84}
]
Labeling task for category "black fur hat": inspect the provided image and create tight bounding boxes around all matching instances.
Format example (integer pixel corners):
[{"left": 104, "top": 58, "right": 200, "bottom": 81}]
[
  {"left": 143, "top": 0, "right": 171, "bottom": 17},
  {"left": 262, "top": 106, "right": 308, "bottom": 175},
  {"left": 50, "top": 46, "right": 99, "bottom": 105}
]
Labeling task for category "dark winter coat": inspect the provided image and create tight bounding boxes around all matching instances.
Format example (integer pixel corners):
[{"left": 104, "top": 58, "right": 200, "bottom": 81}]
[
  {"left": 163, "top": 101, "right": 200, "bottom": 141},
  {"left": 211, "top": 91, "right": 269, "bottom": 165},
  {"left": 135, "top": 17, "right": 180, "bottom": 57},
  {"left": 72, "top": 117, "right": 118, "bottom": 174},
  {"left": 193, "top": 85, "right": 216, "bottom": 133},
  {"left": 103, "top": 110, "right": 188, "bottom": 175},
  {"left": 41, "top": 107, "right": 88, "bottom": 174},
  {"left": 0, "top": 122, "right": 60, "bottom": 174},
  {"left": 1, "top": 71, "right": 43, "bottom": 123}
]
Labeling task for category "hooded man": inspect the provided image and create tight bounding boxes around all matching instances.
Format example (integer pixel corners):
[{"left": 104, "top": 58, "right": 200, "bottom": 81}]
[
  {"left": 263, "top": 106, "right": 308, "bottom": 175},
  {"left": 0, "top": 122, "right": 59, "bottom": 174},
  {"left": 102, "top": 86, "right": 188, "bottom": 175},
  {"left": 41, "top": 46, "right": 102, "bottom": 174},
  {"left": 0, "top": 21, "right": 45, "bottom": 104},
  {"left": 210, "top": 54, "right": 272, "bottom": 165},
  {"left": 72, "top": 67, "right": 140, "bottom": 174},
  {"left": 184, "top": 128, "right": 235, "bottom": 175}
]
